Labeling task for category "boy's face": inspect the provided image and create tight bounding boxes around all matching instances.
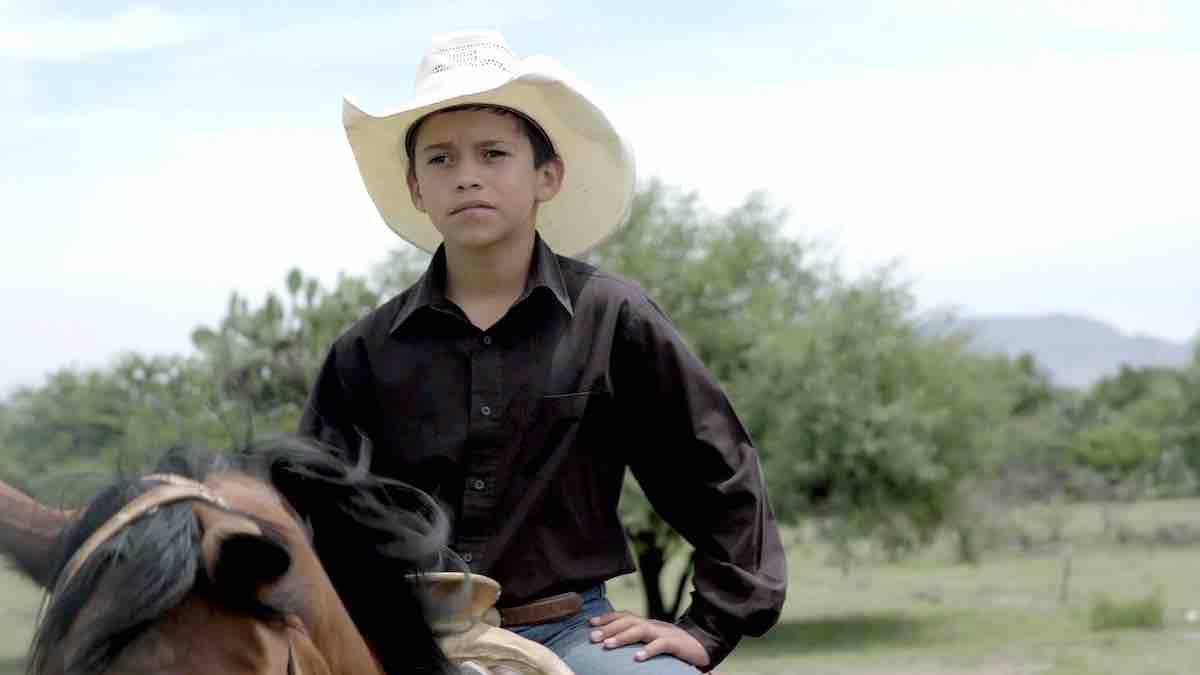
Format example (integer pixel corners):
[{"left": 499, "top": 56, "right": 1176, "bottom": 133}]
[{"left": 406, "top": 108, "right": 563, "bottom": 254}]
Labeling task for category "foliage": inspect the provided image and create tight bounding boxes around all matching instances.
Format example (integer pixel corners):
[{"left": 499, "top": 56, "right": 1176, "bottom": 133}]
[
  {"left": 1069, "top": 364, "right": 1200, "bottom": 493},
  {"left": 0, "top": 268, "right": 390, "bottom": 503},
  {"left": 188, "top": 270, "right": 382, "bottom": 446},
  {"left": 587, "top": 182, "right": 822, "bottom": 384},
  {"left": 734, "top": 277, "right": 1028, "bottom": 566},
  {"left": 592, "top": 181, "right": 829, "bottom": 615},
  {"left": 1069, "top": 422, "right": 1161, "bottom": 479},
  {"left": 2, "top": 179, "right": 1197, "bottom": 621},
  {"left": 1088, "top": 589, "right": 1165, "bottom": 631},
  {"left": 599, "top": 181, "right": 1039, "bottom": 603},
  {"left": 0, "top": 356, "right": 220, "bottom": 503},
  {"left": 371, "top": 246, "right": 432, "bottom": 298}
]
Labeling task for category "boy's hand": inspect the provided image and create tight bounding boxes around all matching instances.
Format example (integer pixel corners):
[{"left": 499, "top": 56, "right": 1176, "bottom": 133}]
[{"left": 588, "top": 610, "right": 711, "bottom": 668}]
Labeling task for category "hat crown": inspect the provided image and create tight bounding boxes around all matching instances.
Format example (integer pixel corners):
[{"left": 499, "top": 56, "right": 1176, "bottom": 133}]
[{"left": 414, "top": 31, "right": 519, "bottom": 98}]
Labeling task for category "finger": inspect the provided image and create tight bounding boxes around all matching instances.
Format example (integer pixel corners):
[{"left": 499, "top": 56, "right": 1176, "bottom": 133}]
[
  {"left": 589, "top": 616, "right": 641, "bottom": 642},
  {"left": 601, "top": 623, "right": 653, "bottom": 649},
  {"left": 588, "top": 611, "right": 630, "bottom": 627},
  {"left": 634, "top": 636, "right": 674, "bottom": 662}
]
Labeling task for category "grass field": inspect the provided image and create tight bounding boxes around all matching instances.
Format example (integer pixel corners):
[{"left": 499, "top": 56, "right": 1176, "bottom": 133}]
[{"left": 2, "top": 499, "right": 1198, "bottom": 674}]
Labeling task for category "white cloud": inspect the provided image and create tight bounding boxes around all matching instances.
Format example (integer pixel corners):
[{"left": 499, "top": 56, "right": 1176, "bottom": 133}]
[
  {"left": 4, "top": 15, "right": 1199, "bottom": 395},
  {"left": 610, "top": 53, "right": 1200, "bottom": 339},
  {"left": 184, "top": 0, "right": 550, "bottom": 77},
  {"left": 1047, "top": 0, "right": 1171, "bottom": 32},
  {"left": 56, "top": 125, "right": 398, "bottom": 291},
  {"left": 0, "top": 5, "right": 218, "bottom": 62},
  {"left": 2, "top": 122, "right": 404, "bottom": 391},
  {"left": 0, "top": 60, "right": 29, "bottom": 101},
  {"left": 885, "top": 0, "right": 1172, "bottom": 33}
]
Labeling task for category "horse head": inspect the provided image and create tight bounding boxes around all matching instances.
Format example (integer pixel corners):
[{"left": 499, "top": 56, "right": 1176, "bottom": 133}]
[
  {"left": 0, "top": 438, "right": 574, "bottom": 675},
  {"left": 17, "top": 439, "right": 456, "bottom": 674}
]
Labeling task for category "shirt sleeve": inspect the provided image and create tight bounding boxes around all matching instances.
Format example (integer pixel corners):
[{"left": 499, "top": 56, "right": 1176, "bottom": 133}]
[
  {"left": 297, "top": 342, "right": 364, "bottom": 461},
  {"left": 614, "top": 293, "right": 788, "bottom": 670}
]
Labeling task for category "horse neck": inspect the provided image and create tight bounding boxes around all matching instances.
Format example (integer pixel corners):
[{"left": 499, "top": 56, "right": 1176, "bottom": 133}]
[
  {"left": 0, "top": 479, "right": 71, "bottom": 587},
  {"left": 208, "top": 474, "right": 384, "bottom": 675},
  {"left": 289, "top": 541, "right": 386, "bottom": 675}
]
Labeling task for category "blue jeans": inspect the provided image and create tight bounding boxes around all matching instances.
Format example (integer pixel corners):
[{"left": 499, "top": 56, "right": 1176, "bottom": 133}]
[{"left": 508, "top": 586, "right": 699, "bottom": 675}]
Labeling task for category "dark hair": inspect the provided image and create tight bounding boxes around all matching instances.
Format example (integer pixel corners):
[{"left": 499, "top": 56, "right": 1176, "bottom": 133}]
[
  {"left": 30, "top": 479, "right": 206, "bottom": 674},
  {"left": 28, "top": 438, "right": 457, "bottom": 675},
  {"left": 404, "top": 104, "right": 558, "bottom": 176}
]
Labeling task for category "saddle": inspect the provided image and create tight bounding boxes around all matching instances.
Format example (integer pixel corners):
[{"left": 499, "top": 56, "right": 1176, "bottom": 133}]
[{"left": 415, "top": 572, "right": 575, "bottom": 675}]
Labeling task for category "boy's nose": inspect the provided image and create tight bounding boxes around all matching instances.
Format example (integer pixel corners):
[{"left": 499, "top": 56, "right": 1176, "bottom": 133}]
[{"left": 454, "top": 161, "right": 483, "bottom": 191}]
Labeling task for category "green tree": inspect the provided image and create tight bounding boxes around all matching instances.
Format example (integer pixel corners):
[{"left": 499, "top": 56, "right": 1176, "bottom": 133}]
[
  {"left": 735, "top": 276, "right": 1023, "bottom": 569},
  {"left": 188, "top": 268, "right": 386, "bottom": 447},
  {"left": 1073, "top": 365, "right": 1196, "bottom": 499},
  {"left": 0, "top": 354, "right": 229, "bottom": 504},
  {"left": 0, "top": 181, "right": 1061, "bottom": 624},
  {"left": 0, "top": 268, "right": 387, "bottom": 498},
  {"left": 1179, "top": 355, "right": 1200, "bottom": 475},
  {"left": 588, "top": 182, "right": 1021, "bottom": 615},
  {"left": 584, "top": 183, "right": 822, "bottom": 619},
  {"left": 372, "top": 246, "right": 432, "bottom": 298},
  {"left": 1069, "top": 421, "right": 1161, "bottom": 480}
]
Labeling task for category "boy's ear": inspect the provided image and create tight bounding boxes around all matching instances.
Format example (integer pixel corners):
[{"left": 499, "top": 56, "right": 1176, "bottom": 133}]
[
  {"left": 407, "top": 171, "right": 426, "bottom": 213},
  {"left": 534, "top": 157, "right": 565, "bottom": 204}
]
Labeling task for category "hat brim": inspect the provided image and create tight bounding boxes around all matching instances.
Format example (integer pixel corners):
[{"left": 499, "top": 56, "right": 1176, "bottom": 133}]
[{"left": 343, "top": 62, "right": 635, "bottom": 257}]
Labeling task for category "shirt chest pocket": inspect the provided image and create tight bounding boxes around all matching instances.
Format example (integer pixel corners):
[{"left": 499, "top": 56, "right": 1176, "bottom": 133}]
[{"left": 520, "top": 390, "right": 609, "bottom": 477}]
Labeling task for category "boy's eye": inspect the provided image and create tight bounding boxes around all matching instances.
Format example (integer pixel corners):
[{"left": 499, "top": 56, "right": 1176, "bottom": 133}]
[
  {"left": 427, "top": 154, "right": 448, "bottom": 165},
  {"left": 483, "top": 149, "right": 507, "bottom": 159}
]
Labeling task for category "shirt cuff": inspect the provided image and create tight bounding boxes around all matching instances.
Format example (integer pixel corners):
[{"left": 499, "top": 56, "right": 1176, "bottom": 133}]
[{"left": 676, "top": 609, "right": 740, "bottom": 671}]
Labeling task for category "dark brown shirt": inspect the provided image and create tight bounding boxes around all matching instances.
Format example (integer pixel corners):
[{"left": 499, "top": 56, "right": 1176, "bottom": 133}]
[{"left": 298, "top": 235, "right": 787, "bottom": 667}]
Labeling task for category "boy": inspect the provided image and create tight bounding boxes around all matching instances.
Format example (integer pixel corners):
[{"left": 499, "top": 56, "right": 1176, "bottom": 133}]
[{"left": 300, "top": 30, "right": 786, "bottom": 674}]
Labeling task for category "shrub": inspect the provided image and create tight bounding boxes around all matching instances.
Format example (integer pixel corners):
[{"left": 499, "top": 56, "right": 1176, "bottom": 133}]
[{"left": 1088, "top": 590, "right": 1165, "bottom": 631}]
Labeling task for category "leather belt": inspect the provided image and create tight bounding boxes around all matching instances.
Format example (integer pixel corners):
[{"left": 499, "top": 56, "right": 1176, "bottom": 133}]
[{"left": 498, "top": 592, "right": 583, "bottom": 627}]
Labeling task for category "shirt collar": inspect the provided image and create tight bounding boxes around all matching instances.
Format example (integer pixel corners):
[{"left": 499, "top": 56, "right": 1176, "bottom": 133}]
[
  {"left": 526, "top": 232, "right": 574, "bottom": 316},
  {"left": 389, "top": 233, "right": 574, "bottom": 334}
]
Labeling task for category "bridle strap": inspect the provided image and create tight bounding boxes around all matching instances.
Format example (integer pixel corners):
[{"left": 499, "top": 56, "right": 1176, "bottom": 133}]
[
  {"left": 56, "top": 474, "right": 228, "bottom": 589},
  {"left": 52, "top": 473, "right": 320, "bottom": 674}
]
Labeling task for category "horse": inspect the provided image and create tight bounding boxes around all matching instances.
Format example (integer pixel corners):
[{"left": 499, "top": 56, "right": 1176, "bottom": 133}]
[{"left": 0, "top": 438, "right": 573, "bottom": 675}]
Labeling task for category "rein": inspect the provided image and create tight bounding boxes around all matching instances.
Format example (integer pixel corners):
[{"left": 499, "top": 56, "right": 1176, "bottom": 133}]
[
  {"left": 50, "top": 473, "right": 309, "bottom": 673},
  {"left": 55, "top": 473, "right": 229, "bottom": 590}
]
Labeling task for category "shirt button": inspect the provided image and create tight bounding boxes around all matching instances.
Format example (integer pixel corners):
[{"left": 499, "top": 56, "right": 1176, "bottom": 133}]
[
  {"left": 482, "top": 335, "right": 493, "bottom": 345},
  {"left": 471, "top": 478, "right": 486, "bottom": 491},
  {"left": 480, "top": 405, "right": 492, "bottom": 416}
]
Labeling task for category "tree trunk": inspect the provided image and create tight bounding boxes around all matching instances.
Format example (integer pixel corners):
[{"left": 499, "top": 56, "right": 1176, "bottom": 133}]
[
  {"left": 631, "top": 530, "right": 698, "bottom": 622},
  {"left": 668, "top": 551, "right": 697, "bottom": 618},
  {"left": 633, "top": 534, "right": 671, "bottom": 621}
]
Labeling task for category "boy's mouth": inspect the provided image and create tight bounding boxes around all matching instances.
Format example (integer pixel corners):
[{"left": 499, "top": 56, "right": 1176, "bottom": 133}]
[{"left": 450, "top": 201, "right": 496, "bottom": 215}]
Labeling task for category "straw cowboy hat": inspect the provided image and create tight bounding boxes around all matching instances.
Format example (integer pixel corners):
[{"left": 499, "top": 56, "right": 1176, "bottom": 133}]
[{"left": 342, "top": 30, "right": 636, "bottom": 256}]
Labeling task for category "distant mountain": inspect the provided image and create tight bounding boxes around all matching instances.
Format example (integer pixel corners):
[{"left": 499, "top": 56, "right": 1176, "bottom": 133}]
[{"left": 959, "top": 314, "right": 1195, "bottom": 389}]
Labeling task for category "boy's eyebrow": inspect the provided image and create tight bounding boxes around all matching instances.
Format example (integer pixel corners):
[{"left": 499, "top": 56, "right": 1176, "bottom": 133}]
[{"left": 419, "top": 139, "right": 513, "bottom": 153}]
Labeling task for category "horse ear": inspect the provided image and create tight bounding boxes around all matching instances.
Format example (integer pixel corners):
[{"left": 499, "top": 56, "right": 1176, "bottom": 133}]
[
  {"left": 0, "top": 478, "right": 74, "bottom": 589},
  {"left": 195, "top": 504, "right": 291, "bottom": 589},
  {"left": 211, "top": 532, "right": 292, "bottom": 587}
]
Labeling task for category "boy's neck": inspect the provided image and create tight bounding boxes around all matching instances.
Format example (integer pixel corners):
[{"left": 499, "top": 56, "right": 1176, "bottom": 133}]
[{"left": 442, "top": 229, "right": 536, "bottom": 330}]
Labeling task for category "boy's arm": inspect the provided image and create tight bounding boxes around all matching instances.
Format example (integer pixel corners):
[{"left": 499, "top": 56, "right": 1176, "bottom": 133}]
[
  {"left": 297, "top": 344, "right": 363, "bottom": 460},
  {"left": 612, "top": 294, "right": 788, "bottom": 670}
]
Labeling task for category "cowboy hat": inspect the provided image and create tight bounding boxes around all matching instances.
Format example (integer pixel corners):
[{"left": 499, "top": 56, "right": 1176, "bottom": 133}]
[{"left": 342, "top": 30, "right": 636, "bottom": 256}]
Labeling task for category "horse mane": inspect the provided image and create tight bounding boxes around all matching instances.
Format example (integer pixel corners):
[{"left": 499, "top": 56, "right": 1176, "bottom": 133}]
[
  {"left": 242, "top": 435, "right": 458, "bottom": 675},
  {"left": 28, "top": 436, "right": 456, "bottom": 675},
  {"left": 29, "top": 477, "right": 203, "bottom": 674}
]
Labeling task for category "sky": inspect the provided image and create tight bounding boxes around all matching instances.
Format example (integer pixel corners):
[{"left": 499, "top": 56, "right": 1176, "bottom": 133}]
[{"left": 2, "top": 0, "right": 1198, "bottom": 394}]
